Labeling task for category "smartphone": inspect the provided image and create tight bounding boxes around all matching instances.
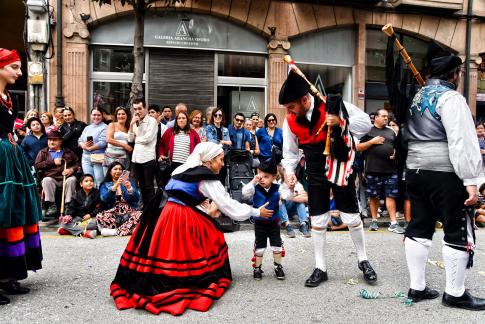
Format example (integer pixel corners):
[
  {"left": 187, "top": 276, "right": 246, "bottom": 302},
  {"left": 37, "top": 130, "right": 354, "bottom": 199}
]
[
  {"left": 120, "top": 170, "right": 130, "bottom": 182},
  {"left": 86, "top": 136, "right": 93, "bottom": 142}
]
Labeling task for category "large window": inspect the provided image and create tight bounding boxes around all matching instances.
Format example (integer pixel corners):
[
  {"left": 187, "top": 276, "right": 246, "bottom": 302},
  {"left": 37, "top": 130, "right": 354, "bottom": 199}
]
[
  {"left": 90, "top": 47, "right": 146, "bottom": 114},
  {"left": 297, "top": 64, "right": 352, "bottom": 102},
  {"left": 216, "top": 53, "right": 266, "bottom": 120},
  {"left": 365, "top": 29, "right": 428, "bottom": 113}
]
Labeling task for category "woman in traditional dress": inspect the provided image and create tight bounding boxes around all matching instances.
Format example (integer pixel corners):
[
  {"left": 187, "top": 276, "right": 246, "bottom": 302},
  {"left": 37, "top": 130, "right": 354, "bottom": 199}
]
[
  {"left": 0, "top": 48, "right": 43, "bottom": 305},
  {"left": 110, "top": 142, "right": 273, "bottom": 315}
]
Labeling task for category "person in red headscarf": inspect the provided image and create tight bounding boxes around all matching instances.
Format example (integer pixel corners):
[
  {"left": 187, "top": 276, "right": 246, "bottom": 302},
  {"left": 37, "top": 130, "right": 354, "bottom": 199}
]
[{"left": 0, "top": 48, "right": 43, "bottom": 306}]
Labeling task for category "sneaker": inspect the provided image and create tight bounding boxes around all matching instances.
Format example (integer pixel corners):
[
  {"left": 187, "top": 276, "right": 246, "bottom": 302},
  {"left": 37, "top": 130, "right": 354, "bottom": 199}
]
[
  {"left": 369, "top": 220, "right": 379, "bottom": 231},
  {"left": 274, "top": 263, "right": 285, "bottom": 280},
  {"left": 388, "top": 223, "right": 405, "bottom": 234},
  {"left": 44, "top": 203, "right": 58, "bottom": 218},
  {"left": 300, "top": 222, "right": 311, "bottom": 238},
  {"left": 253, "top": 266, "right": 263, "bottom": 280},
  {"left": 286, "top": 224, "right": 296, "bottom": 238},
  {"left": 82, "top": 230, "right": 97, "bottom": 239},
  {"left": 57, "top": 227, "right": 70, "bottom": 235}
]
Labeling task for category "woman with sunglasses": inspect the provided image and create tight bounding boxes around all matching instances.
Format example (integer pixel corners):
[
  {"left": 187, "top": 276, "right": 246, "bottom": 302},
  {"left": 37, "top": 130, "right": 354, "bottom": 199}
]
[
  {"left": 59, "top": 107, "right": 86, "bottom": 160},
  {"left": 256, "top": 113, "right": 283, "bottom": 163},
  {"left": 206, "top": 107, "right": 231, "bottom": 183}
]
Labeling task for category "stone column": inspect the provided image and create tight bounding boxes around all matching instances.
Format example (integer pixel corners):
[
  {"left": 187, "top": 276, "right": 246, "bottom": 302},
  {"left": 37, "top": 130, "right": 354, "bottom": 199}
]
[
  {"left": 267, "top": 37, "right": 290, "bottom": 123},
  {"left": 353, "top": 22, "right": 366, "bottom": 110},
  {"left": 468, "top": 60, "right": 479, "bottom": 116}
]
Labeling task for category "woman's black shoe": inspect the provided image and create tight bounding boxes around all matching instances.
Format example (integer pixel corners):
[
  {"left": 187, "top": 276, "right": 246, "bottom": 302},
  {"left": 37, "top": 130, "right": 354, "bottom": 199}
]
[
  {"left": 442, "top": 290, "right": 485, "bottom": 311},
  {"left": 408, "top": 287, "right": 439, "bottom": 302},
  {"left": 0, "top": 281, "right": 30, "bottom": 295},
  {"left": 0, "top": 294, "right": 10, "bottom": 305},
  {"left": 304, "top": 268, "right": 328, "bottom": 287}
]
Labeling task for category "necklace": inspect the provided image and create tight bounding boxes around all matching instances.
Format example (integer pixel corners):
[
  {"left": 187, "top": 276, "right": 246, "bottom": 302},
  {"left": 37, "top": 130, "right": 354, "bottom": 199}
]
[{"left": 0, "top": 91, "right": 13, "bottom": 114}]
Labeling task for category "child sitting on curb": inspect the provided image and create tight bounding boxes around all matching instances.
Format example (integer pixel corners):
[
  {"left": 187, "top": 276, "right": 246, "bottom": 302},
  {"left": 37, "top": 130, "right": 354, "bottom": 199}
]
[{"left": 58, "top": 174, "right": 103, "bottom": 239}]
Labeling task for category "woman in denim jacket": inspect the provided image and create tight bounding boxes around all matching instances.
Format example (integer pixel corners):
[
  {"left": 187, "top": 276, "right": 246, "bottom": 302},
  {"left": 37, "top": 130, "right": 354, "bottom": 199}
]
[
  {"left": 205, "top": 107, "right": 231, "bottom": 184},
  {"left": 96, "top": 162, "right": 141, "bottom": 236}
]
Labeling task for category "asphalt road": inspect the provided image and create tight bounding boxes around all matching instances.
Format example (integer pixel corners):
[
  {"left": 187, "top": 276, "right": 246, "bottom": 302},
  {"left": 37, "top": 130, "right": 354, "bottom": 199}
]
[{"left": 1, "top": 229, "right": 484, "bottom": 323}]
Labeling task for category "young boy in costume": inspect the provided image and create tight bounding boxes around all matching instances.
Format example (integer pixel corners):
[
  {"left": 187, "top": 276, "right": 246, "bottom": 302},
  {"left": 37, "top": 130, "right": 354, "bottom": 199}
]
[{"left": 242, "top": 157, "right": 285, "bottom": 280}]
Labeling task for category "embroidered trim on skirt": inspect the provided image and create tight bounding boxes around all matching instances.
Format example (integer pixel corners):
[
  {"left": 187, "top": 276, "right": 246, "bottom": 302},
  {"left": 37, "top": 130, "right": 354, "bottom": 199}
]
[{"left": 110, "top": 201, "right": 232, "bottom": 315}]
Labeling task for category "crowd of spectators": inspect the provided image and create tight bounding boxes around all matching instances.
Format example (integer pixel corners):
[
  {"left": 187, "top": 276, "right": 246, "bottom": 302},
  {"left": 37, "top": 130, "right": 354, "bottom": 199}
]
[{"left": 15, "top": 100, "right": 485, "bottom": 239}]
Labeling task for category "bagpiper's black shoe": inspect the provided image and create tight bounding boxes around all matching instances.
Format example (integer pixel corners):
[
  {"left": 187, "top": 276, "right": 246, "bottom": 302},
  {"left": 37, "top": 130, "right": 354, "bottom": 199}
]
[
  {"left": 408, "top": 287, "right": 439, "bottom": 302},
  {"left": 358, "top": 260, "right": 377, "bottom": 284},
  {"left": 304, "top": 268, "right": 328, "bottom": 287},
  {"left": 253, "top": 266, "right": 263, "bottom": 281},
  {"left": 274, "top": 263, "right": 285, "bottom": 280},
  {"left": 442, "top": 290, "right": 485, "bottom": 311},
  {"left": 0, "top": 294, "right": 10, "bottom": 305},
  {"left": 0, "top": 281, "right": 30, "bottom": 295}
]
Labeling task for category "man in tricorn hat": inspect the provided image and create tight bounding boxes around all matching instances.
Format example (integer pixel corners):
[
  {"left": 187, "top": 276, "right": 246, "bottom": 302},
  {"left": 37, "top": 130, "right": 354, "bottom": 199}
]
[
  {"left": 280, "top": 70, "right": 377, "bottom": 287},
  {"left": 403, "top": 43, "right": 485, "bottom": 310}
]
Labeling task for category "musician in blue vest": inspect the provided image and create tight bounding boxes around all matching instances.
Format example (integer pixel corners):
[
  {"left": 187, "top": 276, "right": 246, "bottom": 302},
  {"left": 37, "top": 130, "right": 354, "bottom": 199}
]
[
  {"left": 280, "top": 70, "right": 376, "bottom": 288},
  {"left": 242, "top": 156, "right": 285, "bottom": 281},
  {"left": 404, "top": 42, "right": 485, "bottom": 310}
]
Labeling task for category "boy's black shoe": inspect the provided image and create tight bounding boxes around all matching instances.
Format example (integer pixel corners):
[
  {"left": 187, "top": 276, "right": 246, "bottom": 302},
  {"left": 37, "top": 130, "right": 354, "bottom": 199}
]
[
  {"left": 442, "top": 290, "right": 485, "bottom": 311},
  {"left": 358, "top": 260, "right": 377, "bottom": 283},
  {"left": 408, "top": 287, "right": 439, "bottom": 302},
  {"left": 304, "top": 268, "right": 328, "bottom": 287},
  {"left": 274, "top": 263, "right": 285, "bottom": 280},
  {"left": 253, "top": 266, "right": 263, "bottom": 281}
]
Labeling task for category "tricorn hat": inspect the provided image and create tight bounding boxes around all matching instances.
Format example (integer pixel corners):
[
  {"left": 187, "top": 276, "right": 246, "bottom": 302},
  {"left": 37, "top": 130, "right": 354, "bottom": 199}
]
[
  {"left": 426, "top": 41, "right": 462, "bottom": 77},
  {"left": 279, "top": 70, "right": 311, "bottom": 105}
]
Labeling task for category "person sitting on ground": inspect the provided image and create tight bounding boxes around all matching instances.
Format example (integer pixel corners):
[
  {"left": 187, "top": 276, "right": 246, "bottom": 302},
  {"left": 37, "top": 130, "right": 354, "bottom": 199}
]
[
  {"left": 34, "top": 130, "right": 80, "bottom": 221},
  {"left": 21, "top": 117, "right": 47, "bottom": 166},
  {"left": 58, "top": 174, "right": 103, "bottom": 239},
  {"left": 242, "top": 156, "right": 286, "bottom": 281},
  {"left": 326, "top": 194, "right": 348, "bottom": 231},
  {"left": 96, "top": 162, "right": 141, "bottom": 236},
  {"left": 278, "top": 165, "right": 310, "bottom": 238}
]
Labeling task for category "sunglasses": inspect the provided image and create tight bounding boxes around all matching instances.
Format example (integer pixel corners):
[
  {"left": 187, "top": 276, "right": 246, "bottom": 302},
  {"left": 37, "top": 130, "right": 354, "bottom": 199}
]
[
  {"left": 214, "top": 113, "right": 223, "bottom": 117},
  {"left": 267, "top": 119, "right": 276, "bottom": 122},
  {"left": 235, "top": 118, "right": 244, "bottom": 123}
]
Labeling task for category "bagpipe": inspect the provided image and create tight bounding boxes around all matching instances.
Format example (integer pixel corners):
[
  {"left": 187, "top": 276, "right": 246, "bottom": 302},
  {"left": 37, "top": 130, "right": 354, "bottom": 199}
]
[{"left": 283, "top": 55, "right": 355, "bottom": 186}]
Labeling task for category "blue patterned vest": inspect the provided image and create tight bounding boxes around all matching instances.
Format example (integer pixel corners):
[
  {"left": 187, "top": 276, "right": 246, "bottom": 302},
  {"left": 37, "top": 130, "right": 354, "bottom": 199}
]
[
  {"left": 252, "top": 183, "right": 280, "bottom": 222},
  {"left": 406, "top": 79, "right": 455, "bottom": 142}
]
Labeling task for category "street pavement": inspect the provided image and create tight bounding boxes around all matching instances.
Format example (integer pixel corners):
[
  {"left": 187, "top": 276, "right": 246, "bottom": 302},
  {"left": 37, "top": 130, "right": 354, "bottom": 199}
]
[{"left": 1, "top": 229, "right": 484, "bottom": 324}]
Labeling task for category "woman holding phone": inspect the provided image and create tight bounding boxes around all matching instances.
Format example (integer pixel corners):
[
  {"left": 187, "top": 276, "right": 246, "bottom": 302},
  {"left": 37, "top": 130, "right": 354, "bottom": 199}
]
[
  {"left": 78, "top": 108, "right": 107, "bottom": 187},
  {"left": 96, "top": 162, "right": 141, "bottom": 236}
]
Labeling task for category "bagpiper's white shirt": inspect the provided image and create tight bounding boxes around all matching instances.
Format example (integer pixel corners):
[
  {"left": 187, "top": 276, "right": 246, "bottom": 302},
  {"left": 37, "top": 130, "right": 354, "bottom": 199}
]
[{"left": 281, "top": 96, "right": 372, "bottom": 175}]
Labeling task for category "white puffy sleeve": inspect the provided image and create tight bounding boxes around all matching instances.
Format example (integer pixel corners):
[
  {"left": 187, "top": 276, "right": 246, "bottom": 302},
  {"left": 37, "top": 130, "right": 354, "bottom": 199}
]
[
  {"left": 440, "top": 92, "right": 482, "bottom": 186},
  {"left": 281, "top": 118, "right": 299, "bottom": 176},
  {"left": 344, "top": 101, "right": 372, "bottom": 140},
  {"left": 199, "top": 180, "right": 259, "bottom": 221}
]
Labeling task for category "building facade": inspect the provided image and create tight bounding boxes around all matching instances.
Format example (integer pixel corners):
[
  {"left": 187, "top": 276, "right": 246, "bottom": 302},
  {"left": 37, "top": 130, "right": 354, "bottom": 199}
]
[{"left": 25, "top": 0, "right": 485, "bottom": 122}]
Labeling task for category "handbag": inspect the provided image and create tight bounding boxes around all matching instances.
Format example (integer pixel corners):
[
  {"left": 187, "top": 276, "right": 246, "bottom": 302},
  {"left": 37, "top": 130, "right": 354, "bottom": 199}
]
[
  {"left": 158, "top": 150, "right": 171, "bottom": 173},
  {"left": 90, "top": 153, "right": 105, "bottom": 164}
]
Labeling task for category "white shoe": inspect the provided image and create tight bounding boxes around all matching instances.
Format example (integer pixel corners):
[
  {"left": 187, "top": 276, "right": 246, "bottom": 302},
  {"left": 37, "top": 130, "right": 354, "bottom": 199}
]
[{"left": 100, "top": 228, "right": 117, "bottom": 236}]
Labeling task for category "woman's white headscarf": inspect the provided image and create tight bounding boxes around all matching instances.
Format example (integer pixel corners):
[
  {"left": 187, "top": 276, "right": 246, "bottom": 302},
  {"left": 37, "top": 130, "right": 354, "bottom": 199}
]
[{"left": 171, "top": 142, "right": 224, "bottom": 176}]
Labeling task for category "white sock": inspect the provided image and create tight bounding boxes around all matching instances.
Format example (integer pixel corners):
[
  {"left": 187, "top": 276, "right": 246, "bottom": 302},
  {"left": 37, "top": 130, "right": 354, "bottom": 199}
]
[
  {"left": 312, "top": 229, "right": 327, "bottom": 271},
  {"left": 101, "top": 228, "right": 118, "bottom": 236},
  {"left": 405, "top": 237, "right": 432, "bottom": 291},
  {"left": 443, "top": 244, "right": 468, "bottom": 297},
  {"left": 391, "top": 221, "right": 397, "bottom": 225},
  {"left": 348, "top": 222, "right": 368, "bottom": 262}
]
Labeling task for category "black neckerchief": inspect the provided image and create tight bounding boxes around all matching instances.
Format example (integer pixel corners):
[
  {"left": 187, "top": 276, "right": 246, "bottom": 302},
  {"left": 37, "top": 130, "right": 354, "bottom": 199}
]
[{"left": 171, "top": 166, "right": 220, "bottom": 182}]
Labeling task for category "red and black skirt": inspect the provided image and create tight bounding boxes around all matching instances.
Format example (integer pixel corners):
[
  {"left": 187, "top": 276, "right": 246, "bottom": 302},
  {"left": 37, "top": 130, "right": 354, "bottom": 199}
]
[{"left": 110, "top": 200, "right": 232, "bottom": 316}]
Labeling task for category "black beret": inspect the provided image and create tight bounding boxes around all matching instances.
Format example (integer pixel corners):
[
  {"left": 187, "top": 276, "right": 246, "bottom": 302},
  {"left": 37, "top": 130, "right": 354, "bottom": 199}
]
[
  {"left": 430, "top": 55, "right": 462, "bottom": 77},
  {"left": 259, "top": 156, "right": 277, "bottom": 175},
  {"left": 279, "top": 70, "right": 310, "bottom": 105}
]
